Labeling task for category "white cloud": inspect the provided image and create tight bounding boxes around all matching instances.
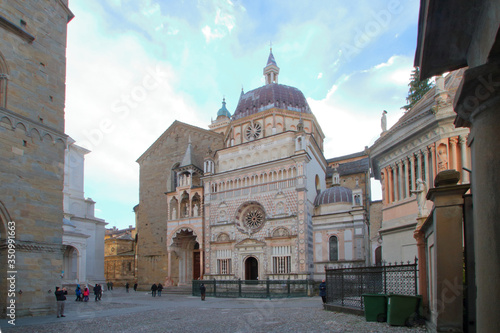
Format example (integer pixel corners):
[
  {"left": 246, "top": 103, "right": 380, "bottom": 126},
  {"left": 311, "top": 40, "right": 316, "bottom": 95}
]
[
  {"left": 202, "top": 25, "right": 225, "bottom": 43},
  {"left": 215, "top": 8, "right": 235, "bottom": 32},
  {"left": 317, "top": 73, "right": 323, "bottom": 79}
]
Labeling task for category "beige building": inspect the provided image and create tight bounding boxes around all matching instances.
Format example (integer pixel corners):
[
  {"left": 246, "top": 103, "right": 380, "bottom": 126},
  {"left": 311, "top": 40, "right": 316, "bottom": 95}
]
[
  {"left": 0, "top": 0, "right": 73, "bottom": 317},
  {"left": 135, "top": 51, "right": 376, "bottom": 285},
  {"left": 104, "top": 226, "right": 136, "bottom": 286},
  {"left": 369, "top": 69, "right": 471, "bottom": 263}
]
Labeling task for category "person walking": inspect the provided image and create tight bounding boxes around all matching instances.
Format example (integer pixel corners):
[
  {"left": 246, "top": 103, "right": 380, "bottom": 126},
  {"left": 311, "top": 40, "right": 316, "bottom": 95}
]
[
  {"left": 319, "top": 279, "right": 327, "bottom": 304},
  {"left": 151, "top": 283, "right": 158, "bottom": 297},
  {"left": 133, "top": 282, "right": 138, "bottom": 292},
  {"left": 110, "top": 281, "right": 113, "bottom": 290},
  {"left": 125, "top": 282, "right": 129, "bottom": 293},
  {"left": 107, "top": 281, "right": 110, "bottom": 291},
  {"left": 75, "top": 285, "right": 82, "bottom": 302},
  {"left": 54, "top": 286, "right": 67, "bottom": 318},
  {"left": 157, "top": 283, "right": 163, "bottom": 297},
  {"left": 83, "top": 287, "right": 89, "bottom": 302},
  {"left": 93, "top": 284, "right": 101, "bottom": 301},
  {"left": 200, "top": 283, "right": 206, "bottom": 301},
  {"left": 98, "top": 284, "right": 103, "bottom": 300}
]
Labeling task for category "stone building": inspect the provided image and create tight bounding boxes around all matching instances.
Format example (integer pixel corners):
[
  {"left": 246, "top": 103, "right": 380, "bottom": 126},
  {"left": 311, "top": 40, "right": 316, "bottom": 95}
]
[
  {"left": 414, "top": 2, "right": 500, "bottom": 331},
  {"left": 135, "top": 50, "right": 375, "bottom": 286},
  {"left": 104, "top": 226, "right": 136, "bottom": 286},
  {"left": 369, "top": 69, "right": 471, "bottom": 263},
  {"left": 312, "top": 151, "right": 377, "bottom": 280},
  {"left": 0, "top": 1, "right": 73, "bottom": 317},
  {"left": 62, "top": 138, "right": 106, "bottom": 286}
]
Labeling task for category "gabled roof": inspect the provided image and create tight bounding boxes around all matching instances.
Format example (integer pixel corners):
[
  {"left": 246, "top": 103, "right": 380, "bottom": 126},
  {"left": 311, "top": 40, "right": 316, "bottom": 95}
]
[{"left": 136, "top": 120, "right": 223, "bottom": 163}]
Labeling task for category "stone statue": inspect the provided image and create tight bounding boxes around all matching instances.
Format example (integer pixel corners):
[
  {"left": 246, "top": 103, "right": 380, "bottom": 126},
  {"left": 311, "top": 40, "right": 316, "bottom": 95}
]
[
  {"left": 193, "top": 203, "right": 199, "bottom": 217},
  {"left": 172, "top": 207, "right": 177, "bottom": 220},
  {"left": 381, "top": 110, "right": 388, "bottom": 132},
  {"left": 411, "top": 178, "right": 428, "bottom": 217}
]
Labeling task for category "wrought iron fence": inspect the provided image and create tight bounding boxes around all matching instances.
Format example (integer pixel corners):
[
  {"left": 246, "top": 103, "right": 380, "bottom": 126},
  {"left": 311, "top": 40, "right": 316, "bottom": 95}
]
[
  {"left": 325, "top": 259, "right": 418, "bottom": 310},
  {"left": 192, "top": 279, "right": 309, "bottom": 298}
]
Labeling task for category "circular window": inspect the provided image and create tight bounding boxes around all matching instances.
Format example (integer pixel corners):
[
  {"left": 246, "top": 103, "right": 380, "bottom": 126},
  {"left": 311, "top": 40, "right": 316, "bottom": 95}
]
[
  {"left": 245, "top": 123, "right": 262, "bottom": 140},
  {"left": 244, "top": 207, "right": 265, "bottom": 229}
]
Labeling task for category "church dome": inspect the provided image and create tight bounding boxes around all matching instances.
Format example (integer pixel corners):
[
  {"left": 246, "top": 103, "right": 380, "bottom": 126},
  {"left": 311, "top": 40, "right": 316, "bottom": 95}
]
[
  {"left": 232, "top": 83, "right": 311, "bottom": 120},
  {"left": 232, "top": 49, "right": 311, "bottom": 121},
  {"left": 217, "top": 98, "right": 231, "bottom": 119},
  {"left": 314, "top": 186, "right": 353, "bottom": 206}
]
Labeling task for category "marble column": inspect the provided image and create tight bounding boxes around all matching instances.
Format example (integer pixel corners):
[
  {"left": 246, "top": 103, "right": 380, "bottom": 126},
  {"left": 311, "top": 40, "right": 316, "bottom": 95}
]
[
  {"left": 453, "top": 62, "right": 500, "bottom": 333},
  {"left": 429, "top": 144, "right": 436, "bottom": 188},
  {"left": 416, "top": 151, "right": 423, "bottom": 182},
  {"left": 410, "top": 154, "right": 416, "bottom": 194},
  {"left": 459, "top": 135, "right": 469, "bottom": 183},
  {"left": 423, "top": 148, "right": 430, "bottom": 188},
  {"left": 449, "top": 136, "right": 458, "bottom": 171},
  {"left": 397, "top": 161, "right": 403, "bottom": 201},
  {"left": 388, "top": 166, "right": 394, "bottom": 203},
  {"left": 382, "top": 168, "right": 388, "bottom": 204},
  {"left": 403, "top": 158, "right": 409, "bottom": 199}
]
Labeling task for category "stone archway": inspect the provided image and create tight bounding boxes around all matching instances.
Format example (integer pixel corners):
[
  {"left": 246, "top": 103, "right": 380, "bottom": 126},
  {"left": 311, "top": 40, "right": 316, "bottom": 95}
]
[
  {"left": 168, "top": 228, "right": 201, "bottom": 285},
  {"left": 63, "top": 245, "right": 79, "bottom": 283},
  {"left": 245, "top": 256, "right": 259, "bottom": 280}
]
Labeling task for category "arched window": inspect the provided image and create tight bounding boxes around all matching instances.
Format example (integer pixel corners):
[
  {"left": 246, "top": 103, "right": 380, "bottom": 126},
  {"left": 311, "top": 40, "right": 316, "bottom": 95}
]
[
  {"left": 329, "top": 236, "right": 339, "bottom": 261},
  {"left": 170, "top": 163, "right": 180, "bottom": 191},
  {"left": 315, "top": 175, "right": 321, "bottom": 195},
  {"left": 0, "top": 52, "right": 9, "bottom": 108}
]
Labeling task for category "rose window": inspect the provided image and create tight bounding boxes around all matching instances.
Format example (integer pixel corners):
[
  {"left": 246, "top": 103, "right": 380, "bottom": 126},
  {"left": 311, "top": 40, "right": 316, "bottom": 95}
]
[
  {"left": 245, "top": 123, "right": 262, "bottom": 140},
  {"left": 244, "top": 208, "right": 265, "bottom": 229}
]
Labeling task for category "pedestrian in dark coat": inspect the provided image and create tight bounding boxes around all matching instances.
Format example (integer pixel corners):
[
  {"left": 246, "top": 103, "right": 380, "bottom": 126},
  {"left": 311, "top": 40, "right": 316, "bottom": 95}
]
[
  {"left": 55, "top": 287, "right": 67, "bottom": 318},
  {"left": 125, "top": 282, "right": 129, "bottom": 293},
  {"left": 200, "top": 283, "right": 206, "bottom": 301},
  {"left": 319, "top": 279, "right": 327, "bottom": 304},
  {"left": 133, "top": 282, "right": 138, "bottom": 292},
  {"left": 93, "top": 284, "right": 102, "bottom": 301},
  {"left": 151, "top": 283, "right": 158, "bottom": 297},
  {"left": 157, "top": 283, "right": 163, "bottom": 297}
]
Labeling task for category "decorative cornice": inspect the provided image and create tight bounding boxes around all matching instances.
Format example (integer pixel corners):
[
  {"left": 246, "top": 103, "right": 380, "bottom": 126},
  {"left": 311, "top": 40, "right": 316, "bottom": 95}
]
[
  {"left": 0, "top": 240, "right": 64, "bottom": 253},
  {"left": 0, "top": 107, "right": 67, "bottom": 145}
]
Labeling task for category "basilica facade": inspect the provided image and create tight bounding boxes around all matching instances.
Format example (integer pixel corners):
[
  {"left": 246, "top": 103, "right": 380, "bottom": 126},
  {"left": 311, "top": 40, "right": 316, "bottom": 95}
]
[{"left": 135, "top": 51, "right": 376, "bottom": 286}]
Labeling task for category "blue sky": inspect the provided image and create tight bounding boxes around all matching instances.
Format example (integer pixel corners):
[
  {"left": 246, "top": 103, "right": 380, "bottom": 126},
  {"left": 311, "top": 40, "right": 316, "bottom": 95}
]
[{"left": 65, "top": 0, "right": 420, "bottom": 229}]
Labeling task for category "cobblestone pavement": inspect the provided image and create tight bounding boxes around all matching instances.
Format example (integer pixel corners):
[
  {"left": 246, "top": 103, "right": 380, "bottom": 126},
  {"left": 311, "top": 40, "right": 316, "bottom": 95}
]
[{"left": 0, "top": 290, "right": 427, "bottom": 333}]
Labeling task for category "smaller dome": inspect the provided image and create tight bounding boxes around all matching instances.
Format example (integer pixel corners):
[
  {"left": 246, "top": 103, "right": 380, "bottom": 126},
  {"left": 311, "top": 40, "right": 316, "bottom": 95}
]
[
  {"left": 217, "top": 98, "right": 231, "bottom": 118},
  {"left": 314, "top": 186, "right": 353, "bottom": 206}
]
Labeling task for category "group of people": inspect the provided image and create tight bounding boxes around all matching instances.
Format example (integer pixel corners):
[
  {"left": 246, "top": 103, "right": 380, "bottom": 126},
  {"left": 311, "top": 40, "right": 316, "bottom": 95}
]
[
  {"left": 74, "top": 284, "right": 102, "bottom": 302},
  {"left": 150, "top": 283, "right": 163, "bottom": 297}
]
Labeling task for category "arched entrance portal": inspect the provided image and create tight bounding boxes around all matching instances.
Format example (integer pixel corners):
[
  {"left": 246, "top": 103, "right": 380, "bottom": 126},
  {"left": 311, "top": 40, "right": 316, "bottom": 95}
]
[
  {"left": 245, "top": 257, "right": 258, "bottom": 280},
  {"left": 63, "top": 246, "right": 79, "bottom": 282},
  {"left": 169, "top": 228, "right": 202, "bottom": 285}
]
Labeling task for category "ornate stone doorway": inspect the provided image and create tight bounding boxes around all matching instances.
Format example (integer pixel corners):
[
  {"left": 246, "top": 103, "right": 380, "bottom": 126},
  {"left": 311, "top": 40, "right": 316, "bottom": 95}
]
[
  {"left": 245, "top": 256, "right": 258, "bottom": 280},
  {"left": 169, "top": 228, "right": 201, "bottom": 285}
]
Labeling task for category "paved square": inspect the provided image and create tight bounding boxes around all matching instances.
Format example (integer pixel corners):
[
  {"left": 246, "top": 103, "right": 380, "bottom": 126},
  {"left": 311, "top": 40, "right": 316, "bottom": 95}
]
[{"left": 0, "top": 290, "right": 426, "bottom": 332}]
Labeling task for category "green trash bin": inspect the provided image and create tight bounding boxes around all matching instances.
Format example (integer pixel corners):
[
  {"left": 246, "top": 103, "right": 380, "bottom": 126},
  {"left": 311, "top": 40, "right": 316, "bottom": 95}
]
[
  {"left": 387, "top": 294, "right": 422, "bottom": 326},
  {"left": 362, "top": 294, "right": 387, "bottom": 322}
]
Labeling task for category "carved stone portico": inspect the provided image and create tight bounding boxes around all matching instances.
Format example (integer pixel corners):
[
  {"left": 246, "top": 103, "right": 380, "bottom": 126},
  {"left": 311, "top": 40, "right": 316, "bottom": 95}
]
[{"left": 167, "top": 227, "right": 202, "bottom": 286}]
